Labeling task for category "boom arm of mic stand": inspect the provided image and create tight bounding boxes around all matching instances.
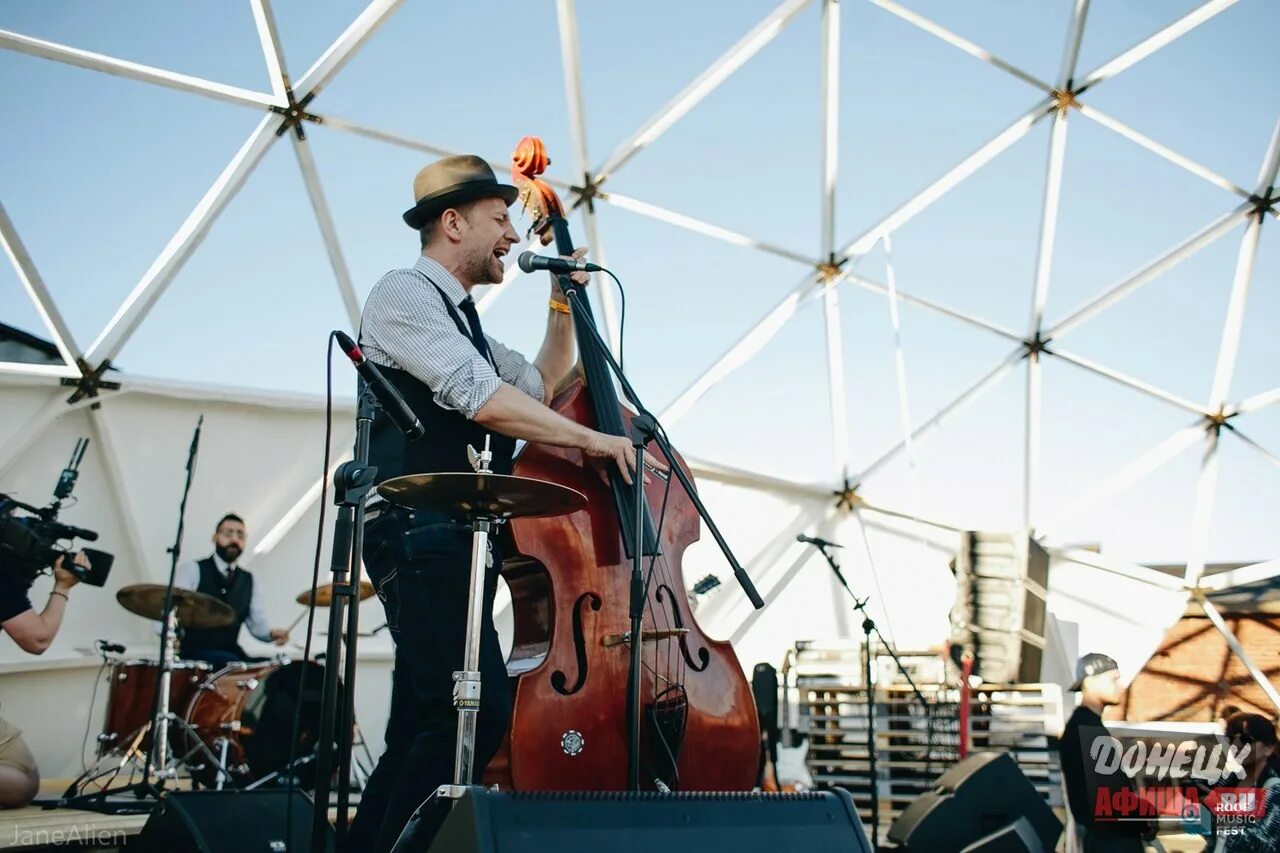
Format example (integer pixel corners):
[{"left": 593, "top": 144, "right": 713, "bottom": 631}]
[
  {"left": 561, "top": 283, "right": 764, "bottom": 610},
  {"left": 811, "top": 543, "right": 930, "bottom": 711}
]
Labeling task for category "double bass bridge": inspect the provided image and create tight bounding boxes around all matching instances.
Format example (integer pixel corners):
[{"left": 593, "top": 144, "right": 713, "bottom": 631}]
[{"left": 600, "top": 628, "right": 689, "bottom": 648}]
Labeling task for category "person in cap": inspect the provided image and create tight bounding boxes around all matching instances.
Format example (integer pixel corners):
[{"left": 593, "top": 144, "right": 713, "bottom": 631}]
[
  {"left": 1058, "top": 653, "right": 1148, "bottom": 852},
  {"left": 1222, "top": 712, "right": 1280, "bottom": 852},
  {"left": 347, "top": 156, "right": 659, "bottom": 852}
]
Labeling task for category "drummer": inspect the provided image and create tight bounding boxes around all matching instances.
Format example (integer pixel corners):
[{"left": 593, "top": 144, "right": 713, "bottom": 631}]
[{"left": 170, "top": 513, "right": 289, "bottom": 666}]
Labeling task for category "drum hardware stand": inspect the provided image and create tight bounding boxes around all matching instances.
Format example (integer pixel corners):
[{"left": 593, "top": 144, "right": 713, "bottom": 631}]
[
  {"left": 387, "top": 437, "right": 504, "bottom": 853},
  {"left": 441, "top": 435, "right": 500, "bottom": 801},
  {"left": 215, "top": 739, "right": 230, "bottom": 790},
  {"left": 350, "top": 720, "right": 376, "bottom": 790},
  {"left": 52, "top": 630, "right": 237, "bottom": 811},
  {"left": 246, "top": 750, "right": 318, "bottom": 791},
  {"left": 311, "top": 386, "right": 381, "bottom": 852},
  {"left": 51, "top": 728, "right": 149, "bottom": 806}
]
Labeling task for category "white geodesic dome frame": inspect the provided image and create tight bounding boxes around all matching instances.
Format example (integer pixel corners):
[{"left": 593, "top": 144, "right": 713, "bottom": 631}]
[{"left": 1, "top": 0, "right": 1279, "bottom": 729}]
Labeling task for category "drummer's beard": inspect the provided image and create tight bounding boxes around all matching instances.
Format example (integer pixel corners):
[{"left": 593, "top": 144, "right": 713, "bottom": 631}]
[{"left": 215, "top": 543, "right": 242, "bottom": 565}]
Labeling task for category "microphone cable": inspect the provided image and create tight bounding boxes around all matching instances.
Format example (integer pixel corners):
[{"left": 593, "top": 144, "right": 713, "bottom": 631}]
[
  {"left": 602, "top": 268, "right": 626, "bottom": 372},
  {"left": 285, "top": 331, "right": 339, "bottom": 849}
]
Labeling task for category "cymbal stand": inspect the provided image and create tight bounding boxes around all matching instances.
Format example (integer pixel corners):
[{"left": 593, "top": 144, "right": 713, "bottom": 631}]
[
  {"left": 440, "top": 435, "right": 498, "bottom": 798},
  {"left": 388, "top": 438, "right": 500, "bottom": 852}
]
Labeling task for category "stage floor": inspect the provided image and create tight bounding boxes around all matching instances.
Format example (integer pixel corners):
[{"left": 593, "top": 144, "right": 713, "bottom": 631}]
[
  {"left": 1, "top": 804, "right": 144, "bottom": 850},
  {"left": 0, "top": 779, "right": 355, "bottom": 851}
]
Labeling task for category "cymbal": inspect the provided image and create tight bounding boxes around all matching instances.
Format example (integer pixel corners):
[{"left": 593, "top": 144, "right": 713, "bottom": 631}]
[
  {"left": 116, "top": 584, "right": 235, "bottom": 629},
  {"left": 297, "top": 580, "right": 375, "bottom": 607},
  {"left": 377, "top": 472, "right": 587, "bottom": 520}
]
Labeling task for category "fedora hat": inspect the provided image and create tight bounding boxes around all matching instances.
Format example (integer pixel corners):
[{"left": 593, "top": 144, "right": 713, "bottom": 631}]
[{"left": 402, "top": 155, "right": 519, "bottom": 230}]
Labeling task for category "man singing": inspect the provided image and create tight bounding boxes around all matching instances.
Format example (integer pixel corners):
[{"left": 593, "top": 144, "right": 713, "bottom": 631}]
[
  {"left": 173, "top": 513, "right": 288, "bottom": 665},
  {"left": 347, "top": 155, "right": 656, "bottom": 851}
]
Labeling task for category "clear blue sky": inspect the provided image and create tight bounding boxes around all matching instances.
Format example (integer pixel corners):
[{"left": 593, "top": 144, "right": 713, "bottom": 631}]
[{"left": 1, "top": 0, "right": 1277, "bottom": 564}]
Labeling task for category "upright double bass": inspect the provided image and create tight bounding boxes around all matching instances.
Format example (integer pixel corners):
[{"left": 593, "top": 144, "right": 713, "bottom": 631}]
[{"left": 485, "top": 137, "right": 759, "bottom": 792}]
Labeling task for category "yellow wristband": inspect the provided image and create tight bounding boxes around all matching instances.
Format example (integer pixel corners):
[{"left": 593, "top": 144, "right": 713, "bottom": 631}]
[{"left": 549, "top": 299, "right": 571, "bottom": 315}]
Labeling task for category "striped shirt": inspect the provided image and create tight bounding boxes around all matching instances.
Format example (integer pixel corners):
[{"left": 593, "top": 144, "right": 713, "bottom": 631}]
[{"left": 359, "top": 255, "right": 545, "bottom": 419}]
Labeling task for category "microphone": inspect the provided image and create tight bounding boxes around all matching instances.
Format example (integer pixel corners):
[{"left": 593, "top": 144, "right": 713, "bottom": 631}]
[
  {"left": 517, "top": 251, "right": 604, "bottom": 275},
  {"left": 96, "top": 640, "right": 126, "bottom": 654},
  {"left": 334, "top": 331, "right": 425, "bottom": 441},
  {"left": 797, "top": 534, "right": 842, "bottom": 550}
]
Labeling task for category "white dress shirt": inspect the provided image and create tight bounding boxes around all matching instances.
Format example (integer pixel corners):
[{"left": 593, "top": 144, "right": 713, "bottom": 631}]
[
  {"left": 171, "top": 553, "right": 273, "bottom": 643},
  {"left": 359, "top": 255, "right": 545, "bottom": 419}
]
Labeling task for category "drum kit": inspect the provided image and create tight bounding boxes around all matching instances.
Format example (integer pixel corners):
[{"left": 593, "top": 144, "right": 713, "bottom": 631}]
[
  {"left": 74, "top": 577, "right": 379, "bottom": 795},
  {"left": 68, "top": 438, "right": 587, "bottom": 827}
]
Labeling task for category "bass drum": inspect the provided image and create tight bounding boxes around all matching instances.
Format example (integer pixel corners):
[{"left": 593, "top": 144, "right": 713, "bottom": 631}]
[
  {"left": 99, "top": 659, "right": 211, "bottom": 756},
  {"left": 183, "top": 659, "right": 333, "bottom": 789}
]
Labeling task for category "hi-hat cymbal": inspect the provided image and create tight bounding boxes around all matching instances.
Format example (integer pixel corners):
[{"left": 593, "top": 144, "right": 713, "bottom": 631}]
[
  {"left": 116, "top": 584, "right": 235, "bottom": 629},
  {"left": 377, "top": 472, "right": 587, "bottom": 519},
  {"left": 297, "top": 580, "right": 375, "bottom": 607}
]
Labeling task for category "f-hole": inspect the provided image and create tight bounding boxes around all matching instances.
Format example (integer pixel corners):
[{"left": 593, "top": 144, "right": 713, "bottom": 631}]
[{"left": 550, "top": 592, "right": 602, "bottom": 695}]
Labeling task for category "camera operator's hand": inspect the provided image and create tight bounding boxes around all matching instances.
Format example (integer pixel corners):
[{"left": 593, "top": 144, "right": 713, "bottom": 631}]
[
  {"left": 52, "top": 552, "right": 87, "bottom": 592},
  {"left": 3, "top": 553, "right": 86, "bottom": 655}
]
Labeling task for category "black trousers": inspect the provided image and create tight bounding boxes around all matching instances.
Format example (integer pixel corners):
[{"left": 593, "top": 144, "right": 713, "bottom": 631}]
[{"left": 344, "top": 508, "right": 511, "bottom": 853}]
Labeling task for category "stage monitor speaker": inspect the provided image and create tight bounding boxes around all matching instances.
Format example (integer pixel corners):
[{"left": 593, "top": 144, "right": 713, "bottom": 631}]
[
  {"left": 950, "top": 532, "right": 1050, "bottom": 683},
  {"left": 133, "top": 788, "right": 334, "bottom": 853},
  {"left": 424, "top": 788, "right": 871, "bottom": 853},
  {"left": 958, "top": 817, "right": 1041, "bottom": 852},
  {"left": 888, "top": 752, "right": 1060, "bottom": 853}
]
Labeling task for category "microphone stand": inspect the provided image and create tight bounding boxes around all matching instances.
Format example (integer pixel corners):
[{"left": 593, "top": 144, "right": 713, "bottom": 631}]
[
  {"left": 559, "top": 279, "right": 764, "bottom": 794},
  {"left": 310, "top": 386, "right": 379, "bottom": 852},
  {"left": 54, "top": 417, "right": 205, "bottom": 816},
  {"left": 628, "top": 412, "right": 654, "bottom": 792},
  {"left": 800, "top": 538, "right": 929, "bottom": 849},
  {"left": 144, "top": 414, "right": 203, "bottom": 790}
]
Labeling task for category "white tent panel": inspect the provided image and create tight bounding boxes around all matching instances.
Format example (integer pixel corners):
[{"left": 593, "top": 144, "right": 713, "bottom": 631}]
[
  {"left": 1047, "top": 554, "right": 1190, "bottom": 686},
  {"left": 665, "top": 294, "right": 836, "bottom": 484},
  {"left": 851, "top": 110, "right": 1051, "bottom": 336},
  {"left": 0, "top": 55, "right": 266, "bottom": 353},
  {"left": 1229, "top": 222, "right": 1280, "bottom": 402},
  {"left": 0, "top": 2, "right": 268, "bottom": 90}
]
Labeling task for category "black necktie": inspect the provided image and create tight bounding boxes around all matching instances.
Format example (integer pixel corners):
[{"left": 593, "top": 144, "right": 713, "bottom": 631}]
[{"left": 457, "top": 296, "right": 494, "bottom": 366}]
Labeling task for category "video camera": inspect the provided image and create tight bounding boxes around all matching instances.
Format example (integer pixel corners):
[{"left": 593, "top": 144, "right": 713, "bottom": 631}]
[{"left": 0, "top": 438, "right": 113, "bottom": 587}]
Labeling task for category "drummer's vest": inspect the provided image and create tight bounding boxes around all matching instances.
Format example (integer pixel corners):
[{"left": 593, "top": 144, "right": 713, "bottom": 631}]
[
  {"left": 182, "top": 558, "right": 253, "bottom": 652},
  {"left": 365, "top": 276, "right": 516, "bottom": 483}
]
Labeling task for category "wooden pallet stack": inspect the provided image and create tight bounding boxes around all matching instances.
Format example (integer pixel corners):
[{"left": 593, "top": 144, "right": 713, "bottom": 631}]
[{"left": 790, "top": 643, "right": 1064, "bottom": 839}]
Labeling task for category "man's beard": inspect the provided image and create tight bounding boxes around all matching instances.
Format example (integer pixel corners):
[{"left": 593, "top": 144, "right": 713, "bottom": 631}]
[
  {"left": 463, "top": 244, "right": 503, "bottom": 286},
  {"left": 215, "top": 544, "right": 242, "bottom": 565}
]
